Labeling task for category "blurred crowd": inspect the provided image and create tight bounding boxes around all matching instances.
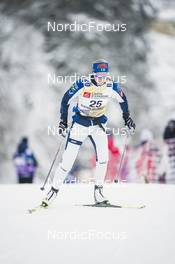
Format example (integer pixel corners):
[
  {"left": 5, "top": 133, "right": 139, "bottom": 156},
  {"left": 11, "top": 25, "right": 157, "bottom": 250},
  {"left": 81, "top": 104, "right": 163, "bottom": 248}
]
[
  {"left": 13, "top": 119, "right": 175, "bottom": 184},
  {"left": 66, "top": 119, "right": 175, "bottom": 184}
]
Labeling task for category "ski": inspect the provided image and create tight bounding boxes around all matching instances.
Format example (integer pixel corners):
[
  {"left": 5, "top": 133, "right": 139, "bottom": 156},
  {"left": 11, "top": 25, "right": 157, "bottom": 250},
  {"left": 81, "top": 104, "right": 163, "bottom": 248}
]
[
  {"left": 28, "top": 202, "right": 145, "bottom": 213},
  {"left": 82, "top": 202, "right": 145, "bottom": 209},
  {"left": 28, "top": 204, "right": 47, "bottom": 214}
]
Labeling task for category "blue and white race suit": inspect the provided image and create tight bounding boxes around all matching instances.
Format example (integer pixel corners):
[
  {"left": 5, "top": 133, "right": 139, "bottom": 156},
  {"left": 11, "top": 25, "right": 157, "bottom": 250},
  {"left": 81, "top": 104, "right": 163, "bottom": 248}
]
[{"left": 53, "top": 75, "right": 129, "bottom": 187}]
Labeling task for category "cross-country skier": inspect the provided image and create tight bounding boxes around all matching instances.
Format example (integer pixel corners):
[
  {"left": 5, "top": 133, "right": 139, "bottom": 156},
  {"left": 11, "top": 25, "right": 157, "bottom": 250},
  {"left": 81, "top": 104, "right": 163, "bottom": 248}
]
[{"left": 42, "top": 59, "right": 136, "bottom": 207}]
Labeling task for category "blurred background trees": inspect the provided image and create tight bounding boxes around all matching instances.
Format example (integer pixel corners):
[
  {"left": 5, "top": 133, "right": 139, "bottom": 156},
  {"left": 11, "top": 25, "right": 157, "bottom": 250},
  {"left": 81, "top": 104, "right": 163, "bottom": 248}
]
[{"left": 0, "top": 0, "right": 175, "bottom": 182}]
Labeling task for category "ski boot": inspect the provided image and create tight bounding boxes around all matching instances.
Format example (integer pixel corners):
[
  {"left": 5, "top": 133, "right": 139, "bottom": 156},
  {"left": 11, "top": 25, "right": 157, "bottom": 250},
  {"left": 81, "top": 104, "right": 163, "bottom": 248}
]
[
  {"left": 41, "top": 186, "right": 59, "bottom": 208},
  {"left": 94, "top": 185, "right": 108, "bottom": 204}
]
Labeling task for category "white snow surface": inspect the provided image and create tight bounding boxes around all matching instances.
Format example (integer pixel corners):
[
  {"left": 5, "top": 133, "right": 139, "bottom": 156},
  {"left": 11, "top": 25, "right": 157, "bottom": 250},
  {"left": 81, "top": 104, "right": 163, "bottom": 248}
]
[{"left": 1, "top": 183, "right": 175, "bottom": 264}]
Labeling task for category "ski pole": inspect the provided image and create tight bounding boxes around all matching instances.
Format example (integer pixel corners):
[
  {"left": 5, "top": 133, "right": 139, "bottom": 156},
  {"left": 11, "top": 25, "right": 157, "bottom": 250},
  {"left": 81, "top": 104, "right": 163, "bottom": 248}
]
[
  {"left": 40, "top": 137, "right": 65, "bottom": 191},
  {"left": 115, "top": 129, "right": 130, "bottom": 183}
]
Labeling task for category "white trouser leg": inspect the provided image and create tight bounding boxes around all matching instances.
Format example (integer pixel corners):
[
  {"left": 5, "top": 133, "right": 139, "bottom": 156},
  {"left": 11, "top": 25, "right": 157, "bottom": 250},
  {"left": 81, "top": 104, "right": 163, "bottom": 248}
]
[
  {"left": 89, "top": 126, "right": 109, "bottom": 186},
  {"left": 94, "top": 162, "right": 108, "bottom": 185},
  {"left": 52, "top": 123, "right": 88, "bottom": 189}
]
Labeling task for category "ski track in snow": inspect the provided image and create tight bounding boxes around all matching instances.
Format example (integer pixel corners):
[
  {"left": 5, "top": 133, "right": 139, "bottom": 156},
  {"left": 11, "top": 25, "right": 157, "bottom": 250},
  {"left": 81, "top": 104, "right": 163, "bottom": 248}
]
[{"left": 0, "top": 183, "right": 175, "bottom": 264}]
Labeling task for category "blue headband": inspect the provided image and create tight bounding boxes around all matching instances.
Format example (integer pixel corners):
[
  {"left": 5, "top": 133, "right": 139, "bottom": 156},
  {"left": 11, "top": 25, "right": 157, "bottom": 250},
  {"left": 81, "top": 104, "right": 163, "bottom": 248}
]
[{"left": 93, "top": 62, "right": 109, "bottom": 73}]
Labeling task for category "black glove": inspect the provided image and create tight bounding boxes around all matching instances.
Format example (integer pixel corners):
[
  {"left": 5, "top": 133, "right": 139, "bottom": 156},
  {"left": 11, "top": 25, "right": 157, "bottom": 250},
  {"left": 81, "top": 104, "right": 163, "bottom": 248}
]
[
  {"left": 123, "top": 112, "right": 136, "bottom": 130},
  {"left": 58, "top": 120, "right": 67, "bottom": 136}
]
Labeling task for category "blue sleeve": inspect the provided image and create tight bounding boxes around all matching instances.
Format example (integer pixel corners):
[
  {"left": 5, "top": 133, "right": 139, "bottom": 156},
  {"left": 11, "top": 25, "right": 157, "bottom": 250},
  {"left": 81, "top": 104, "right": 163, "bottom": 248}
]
[
  {"left": 119, "top": 92, "right": 129, "bottom": 113},
  {"left": 60, "top": 79, "right": 84, "bottom": 122},
  {"left": 112, "top": 82, "right": 129, "bottom": 113}
]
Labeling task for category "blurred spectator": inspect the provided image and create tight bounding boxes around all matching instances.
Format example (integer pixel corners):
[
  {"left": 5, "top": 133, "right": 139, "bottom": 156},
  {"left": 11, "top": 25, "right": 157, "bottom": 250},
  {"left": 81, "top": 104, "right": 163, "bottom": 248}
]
[
  {"left": 135, "top": 129, "right": 161, "bottom": 183},
  {"left": 13, "top": 137, "right": 38, "bottom": 183},
  {"left": 163, "top": 120, "right": 175, "bottom": 139},
  {"left": 159, "top": 120, "right": 175, "bottom": 183}
]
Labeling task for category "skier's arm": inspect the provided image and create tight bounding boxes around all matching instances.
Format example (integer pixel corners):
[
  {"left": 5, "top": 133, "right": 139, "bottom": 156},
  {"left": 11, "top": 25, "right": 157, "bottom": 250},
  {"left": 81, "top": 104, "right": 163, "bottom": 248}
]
[
  {"left": 112, "top": 81, "right": 128, "bottom": 112},
  {"left": 119, "top": 92, "right": 129, "bottom": 114},
  {"left": 112, "top": 82, "right": 135, "bottom": 130},
  {"left": 59, "top": 79, "right": 84, "bottom": 127}
]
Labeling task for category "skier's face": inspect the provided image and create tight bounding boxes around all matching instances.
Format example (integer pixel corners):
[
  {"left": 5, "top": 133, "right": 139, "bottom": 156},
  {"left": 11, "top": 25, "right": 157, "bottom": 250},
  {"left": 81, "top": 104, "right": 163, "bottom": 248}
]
[{"left": 94, "top": 72, "right": 108, "bottom": 85}]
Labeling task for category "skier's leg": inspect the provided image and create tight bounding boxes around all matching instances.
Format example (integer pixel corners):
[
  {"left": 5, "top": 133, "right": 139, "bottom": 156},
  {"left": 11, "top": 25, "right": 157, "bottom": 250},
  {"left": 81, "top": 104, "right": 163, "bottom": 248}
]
[
  {"left": 89, "top": 126, "right": 109, "bottom": 203},
  {"left": 52, "top": 140, "right": 82, "bottom": 188},
  {"left": 42, "top": 123, "right": 88, "bottom": 206},
  {"left": 53, "top": 123, "right": 89, "bottom": 188},
  {"left": 90, "top": 127, "right": 109, "bottom": 185}
]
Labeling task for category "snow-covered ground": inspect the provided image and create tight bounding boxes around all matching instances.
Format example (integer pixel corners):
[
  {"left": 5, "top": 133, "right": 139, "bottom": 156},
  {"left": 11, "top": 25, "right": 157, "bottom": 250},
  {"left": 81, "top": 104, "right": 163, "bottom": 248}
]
[{"left": 1, "top": 183, "right": 175, "bottom": 264}]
